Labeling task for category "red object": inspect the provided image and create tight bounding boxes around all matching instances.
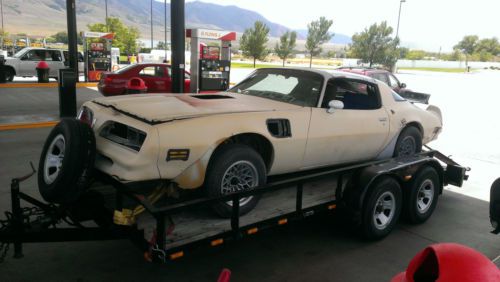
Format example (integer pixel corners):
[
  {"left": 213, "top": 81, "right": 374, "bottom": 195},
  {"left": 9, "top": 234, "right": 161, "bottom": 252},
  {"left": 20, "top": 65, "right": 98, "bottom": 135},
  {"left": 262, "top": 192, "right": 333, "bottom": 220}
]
[
  {"left": 338, "top": 67, "right": 409, "bottom": 94},
  {"left": 391, "top": 243, "right": 500, "bottom": 282},
  {"left": 98, "top": 63, "right": 191, "bottom": 96},
  {"left": 36, "top": 61, "right": 49, "bottom": 69},
  {"left": 126, "top": 77, "right": 147, "bottom": 91},
  {"left": 217, "top": 269, "right": 231, "bottom": 282}
]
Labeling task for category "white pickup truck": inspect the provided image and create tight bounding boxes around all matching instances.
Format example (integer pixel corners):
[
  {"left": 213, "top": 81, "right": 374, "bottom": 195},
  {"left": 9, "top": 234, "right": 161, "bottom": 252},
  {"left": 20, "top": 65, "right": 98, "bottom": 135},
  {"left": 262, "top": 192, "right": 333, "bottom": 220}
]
[{"left": 3, "top": 47, "right": 84, "bottom": 81}]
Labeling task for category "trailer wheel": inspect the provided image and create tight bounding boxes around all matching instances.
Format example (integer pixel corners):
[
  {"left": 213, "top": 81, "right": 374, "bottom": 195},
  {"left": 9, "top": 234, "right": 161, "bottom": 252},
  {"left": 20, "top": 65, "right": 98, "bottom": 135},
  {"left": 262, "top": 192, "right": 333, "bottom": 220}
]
[
  {"left": 205, "top": 144, "right": 266, "bottom": 218},
  {"left": 404, "top": 166, "right": 440, "bottom": 224},
  {"left": 394, "top": 126, "right": 422, "bottom": 157},
  {"left": 362, "top": 176, "right": 402, "bottom": 240},
  {"left": 38, "top": 118, "right": 96, "bottom": 204}
]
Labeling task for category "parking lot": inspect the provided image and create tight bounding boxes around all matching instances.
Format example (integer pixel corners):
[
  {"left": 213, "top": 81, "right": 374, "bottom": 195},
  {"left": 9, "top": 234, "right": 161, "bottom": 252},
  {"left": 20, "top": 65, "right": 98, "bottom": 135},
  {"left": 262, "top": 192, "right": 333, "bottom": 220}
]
[{"left": 0, "top": 69, "right": 499, "bottom": 281}]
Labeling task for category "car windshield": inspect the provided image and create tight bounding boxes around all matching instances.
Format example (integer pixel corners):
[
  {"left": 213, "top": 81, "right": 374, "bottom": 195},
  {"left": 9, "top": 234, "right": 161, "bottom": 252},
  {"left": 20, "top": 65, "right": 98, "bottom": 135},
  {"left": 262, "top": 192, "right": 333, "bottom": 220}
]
[
  {"left": 227, "top": 69, "right": 324, "bottom": 107},
  {"left": 12, "top": 49, "right": 28, "bottom": 58},
  {"left": 115, "top": 64, "right": 136, "bottom": 74}
]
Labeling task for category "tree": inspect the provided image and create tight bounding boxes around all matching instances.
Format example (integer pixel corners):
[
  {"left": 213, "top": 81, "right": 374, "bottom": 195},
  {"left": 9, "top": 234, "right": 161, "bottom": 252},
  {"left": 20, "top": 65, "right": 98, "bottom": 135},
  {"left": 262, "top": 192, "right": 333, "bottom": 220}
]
[
  {"left": 240, "top": 21, "right": 270, "bottom": 67},
  {"left": 274, "top": 31, "right": 297, "bottom": 67},
  {"left": 49, "top": 31, "right": 83, "bottom": 45},
  {"left": 156, "top": 41, "right": 169, "bottom": 50},
  {"left": 350, "top": 21, "right": 399, "bottom": 68},
  {"left": 305, "top": 17, "right": 333, "bottom": 67},
  {"left": 405, "top": 50, "right": 426, "bottom": 60},
  {"left": 475, "top": 37, "right": 500, "bottom": 56},
  {"left": 88, "top": 17, "right": 140, "bottom": 55},
  {"left": 454, "top": 35, "right": 478, "bottom": 68}
]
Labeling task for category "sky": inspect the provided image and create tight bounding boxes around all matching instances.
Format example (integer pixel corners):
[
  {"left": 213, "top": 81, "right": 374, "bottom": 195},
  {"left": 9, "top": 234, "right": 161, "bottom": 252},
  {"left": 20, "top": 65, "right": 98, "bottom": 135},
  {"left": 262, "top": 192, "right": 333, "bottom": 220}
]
[{"left": 184, "top": 0, "right": 500, "bottom": 52}]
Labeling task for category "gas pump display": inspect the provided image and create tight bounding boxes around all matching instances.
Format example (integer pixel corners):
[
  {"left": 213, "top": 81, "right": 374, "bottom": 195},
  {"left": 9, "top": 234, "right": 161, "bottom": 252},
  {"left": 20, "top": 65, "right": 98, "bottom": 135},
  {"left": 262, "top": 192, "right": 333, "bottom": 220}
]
[
  {"left": 82, "top": 32, "right": 114, "bottom": 82},
  {"left": 199, "top": 59, "right": 230, "bottom": 91}
]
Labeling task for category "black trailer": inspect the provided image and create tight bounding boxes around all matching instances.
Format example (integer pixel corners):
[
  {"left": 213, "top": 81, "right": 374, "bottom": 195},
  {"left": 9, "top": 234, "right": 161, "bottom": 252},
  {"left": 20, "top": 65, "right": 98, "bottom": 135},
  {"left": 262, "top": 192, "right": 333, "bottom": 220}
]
[{"left": 0, "top": 148, "right": 468, "bottom": 263}]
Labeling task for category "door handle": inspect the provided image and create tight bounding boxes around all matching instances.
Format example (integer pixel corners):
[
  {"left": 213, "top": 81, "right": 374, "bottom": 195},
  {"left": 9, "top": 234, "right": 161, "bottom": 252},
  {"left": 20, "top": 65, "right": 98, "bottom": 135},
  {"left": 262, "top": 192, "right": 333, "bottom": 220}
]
[{"left": 379, "top": 117, "right": 388, "bottom": 122}]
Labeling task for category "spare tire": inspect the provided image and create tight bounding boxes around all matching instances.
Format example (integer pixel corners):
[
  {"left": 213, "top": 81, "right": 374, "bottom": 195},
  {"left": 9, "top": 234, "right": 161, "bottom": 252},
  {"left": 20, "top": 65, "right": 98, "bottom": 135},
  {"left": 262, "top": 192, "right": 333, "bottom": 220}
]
[{"left": 38, "top": 118, "right": 96, "bottom": 204}]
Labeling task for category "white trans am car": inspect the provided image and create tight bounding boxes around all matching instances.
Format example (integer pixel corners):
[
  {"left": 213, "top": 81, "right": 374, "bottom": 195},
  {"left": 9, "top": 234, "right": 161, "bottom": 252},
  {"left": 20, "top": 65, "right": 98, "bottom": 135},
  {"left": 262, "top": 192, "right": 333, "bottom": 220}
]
[{"left": 38, "top": 68, "right": 443, "bottom": 217}]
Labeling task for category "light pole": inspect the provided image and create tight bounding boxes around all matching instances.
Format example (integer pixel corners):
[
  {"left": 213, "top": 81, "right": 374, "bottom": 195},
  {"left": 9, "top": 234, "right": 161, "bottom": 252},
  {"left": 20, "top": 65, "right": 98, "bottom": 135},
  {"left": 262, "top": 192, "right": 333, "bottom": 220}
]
[
  {"left": 150, "top": 0, "right": 154, "bottom": 49},
  {"left": 104, "top": 0, "right": 108, "bottom": 32},
  {"left": 164, "top": 0, "right": 168, "bottom": 61},
  {"left": 1, "top": 0, "right": 4, "bottom": 50},
  {"left": 396, "top": 0, "right": 406, "bottom": 39}
]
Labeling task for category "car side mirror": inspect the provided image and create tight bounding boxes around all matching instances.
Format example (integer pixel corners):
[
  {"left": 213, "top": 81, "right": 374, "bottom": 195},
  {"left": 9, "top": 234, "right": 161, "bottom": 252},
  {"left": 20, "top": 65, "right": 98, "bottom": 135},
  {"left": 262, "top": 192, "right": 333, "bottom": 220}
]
[
  {"left": 400, "top": 83, "right": 407, "bottom": 89},
  {"left": 490, "top": 178, "right": 500, "bottom": 234},
  {"left": 327, "top": 100, "right": 344, "bottom": 113}
]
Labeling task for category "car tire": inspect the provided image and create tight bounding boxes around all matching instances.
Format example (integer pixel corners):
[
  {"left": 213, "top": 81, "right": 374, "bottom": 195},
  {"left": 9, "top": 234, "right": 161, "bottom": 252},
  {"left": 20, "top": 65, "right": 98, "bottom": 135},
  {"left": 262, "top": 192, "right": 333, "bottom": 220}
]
[
  {"left": 38, "top": 118, "right": 96, "bottom": 204},
  {"left": 404, "top": 166, "right": 440, "bottom": 224},
  {"left": 5, "top": 67, "right": 14, "bottom": 82},
  {"left": 205, "top": 144, "right": 266, "bottom": 218},
  {"left": 361, "top": 176, "right": 402, "bottom": 240},
  {"left": 393, "top": 126, "right": 422, "bottom": 157}
]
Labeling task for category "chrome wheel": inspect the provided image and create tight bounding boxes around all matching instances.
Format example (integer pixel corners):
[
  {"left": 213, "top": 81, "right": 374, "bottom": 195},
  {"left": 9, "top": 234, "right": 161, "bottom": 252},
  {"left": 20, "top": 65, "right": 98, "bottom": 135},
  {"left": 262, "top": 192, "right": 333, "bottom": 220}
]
[
  {"left": 372, "top": 191, "right": 396, "bottom": 230},
  {"left": 43, "top": 134, "right": 65, "bottom": 184},
  {"left": 416, "top": 179, "right": 434, "bottom": 214},
  {"left": 221, "top": 160, "right": 259, "bottom": 206}
]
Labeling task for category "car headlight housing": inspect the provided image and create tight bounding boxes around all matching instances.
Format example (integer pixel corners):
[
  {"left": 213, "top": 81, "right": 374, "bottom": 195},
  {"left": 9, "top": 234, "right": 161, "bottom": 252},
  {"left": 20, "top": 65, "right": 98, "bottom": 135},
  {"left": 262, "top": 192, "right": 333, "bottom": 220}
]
[
  {"left": 99, "top": 121, "right": 147, "bottom": 152},
  {"left": 77, "top": 106, "right": 95, "bottom": 127}
]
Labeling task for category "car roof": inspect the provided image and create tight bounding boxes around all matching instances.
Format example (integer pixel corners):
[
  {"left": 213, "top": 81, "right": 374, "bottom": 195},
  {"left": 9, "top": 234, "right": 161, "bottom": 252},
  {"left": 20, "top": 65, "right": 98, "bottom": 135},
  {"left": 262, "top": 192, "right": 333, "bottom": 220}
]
[{"left": 262, "top": 67, "right": 378, "bottom": 84}]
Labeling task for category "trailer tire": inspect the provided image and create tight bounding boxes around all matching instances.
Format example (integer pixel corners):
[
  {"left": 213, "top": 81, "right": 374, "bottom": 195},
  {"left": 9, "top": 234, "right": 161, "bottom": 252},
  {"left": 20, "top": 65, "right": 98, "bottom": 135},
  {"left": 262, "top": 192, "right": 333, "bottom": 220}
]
[
  {"left": 404, "top": 166, "right": 440, "bottom": 224},
  {"left": 394, "top": 126, "right": 422, "bottom": 157},
  {"left": 38, "top": 118, "right": 96, "bottom": 204},
  {"left": 206, "top": 144, "right": 266, "bottom": 218},
  {"left": 362, "top": 176, "right": 402, "bottom": 240}
]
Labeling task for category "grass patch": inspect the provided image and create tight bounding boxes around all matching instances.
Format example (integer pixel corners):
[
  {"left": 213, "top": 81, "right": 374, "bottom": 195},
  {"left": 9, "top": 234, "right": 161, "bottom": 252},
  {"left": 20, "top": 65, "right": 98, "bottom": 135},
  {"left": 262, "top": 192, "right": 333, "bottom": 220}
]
[
  {"left": 231, "top": 62, "right": 277, "bottom": 69},
  {"left": 398, "top": 67, "right": 474, "bottom": 73}
]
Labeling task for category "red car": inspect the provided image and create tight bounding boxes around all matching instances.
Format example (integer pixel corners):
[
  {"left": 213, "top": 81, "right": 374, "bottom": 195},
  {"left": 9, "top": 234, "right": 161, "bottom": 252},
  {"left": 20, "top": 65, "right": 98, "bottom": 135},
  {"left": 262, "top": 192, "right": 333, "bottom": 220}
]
[
  {"left": 98, "top": 63, "right": 191, "bottom": 96},
  {"left": 338, "top": 67, "right": 430, "bottom": 104}
]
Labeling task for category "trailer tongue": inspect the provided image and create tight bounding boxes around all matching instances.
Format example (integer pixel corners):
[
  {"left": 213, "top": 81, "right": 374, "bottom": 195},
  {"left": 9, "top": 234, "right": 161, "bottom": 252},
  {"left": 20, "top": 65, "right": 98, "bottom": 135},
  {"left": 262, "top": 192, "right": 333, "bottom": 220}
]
[{"left": 0, "top": 150, "right": 468, "bottom": 263}]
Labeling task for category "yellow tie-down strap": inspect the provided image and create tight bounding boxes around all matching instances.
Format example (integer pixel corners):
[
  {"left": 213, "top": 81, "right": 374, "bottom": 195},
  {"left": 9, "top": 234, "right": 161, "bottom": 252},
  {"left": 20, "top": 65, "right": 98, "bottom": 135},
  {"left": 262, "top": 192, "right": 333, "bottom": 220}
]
[{"left": 113, "top": 187, "right": 167, "bottom": 226}]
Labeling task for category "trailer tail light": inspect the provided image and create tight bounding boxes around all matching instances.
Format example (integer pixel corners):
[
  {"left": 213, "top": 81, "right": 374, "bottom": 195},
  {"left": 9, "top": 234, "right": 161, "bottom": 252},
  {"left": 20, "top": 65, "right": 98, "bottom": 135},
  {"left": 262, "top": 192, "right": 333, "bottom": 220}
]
[
  {"left": 170, "top": 251, "right": 184, "bottom": 260},
  {"left": 77, "top": 106, "right": 95, "bottom": 127},
  {"left": 211, "top": 238, "right": 224, "bottom": 247},
  {"left": 247, "top": 227, "right": 258, "bottom": 235},
  {"left": 328, "top": 204, "right": 337, "bottom": 210},
  {"left": 278, "top": 218, "right": 288, "bottom": 225}
]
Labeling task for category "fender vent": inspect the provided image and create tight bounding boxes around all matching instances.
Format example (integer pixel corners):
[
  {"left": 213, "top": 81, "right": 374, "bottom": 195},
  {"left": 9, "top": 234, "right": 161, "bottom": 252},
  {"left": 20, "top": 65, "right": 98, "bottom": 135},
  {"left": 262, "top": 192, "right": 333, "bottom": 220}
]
[{"left": 267, "top": 119, "right": 291, "bottom": 138}]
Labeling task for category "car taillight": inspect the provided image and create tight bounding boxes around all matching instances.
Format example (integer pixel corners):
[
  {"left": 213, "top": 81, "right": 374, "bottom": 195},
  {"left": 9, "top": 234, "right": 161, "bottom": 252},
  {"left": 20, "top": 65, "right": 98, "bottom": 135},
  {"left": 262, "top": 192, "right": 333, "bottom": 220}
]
[
  {"left": 99, "top": 122, "right": 147, "bottom": 152},
  {"left": 77, "top": 106, "right": 94, "bottom": 127}
]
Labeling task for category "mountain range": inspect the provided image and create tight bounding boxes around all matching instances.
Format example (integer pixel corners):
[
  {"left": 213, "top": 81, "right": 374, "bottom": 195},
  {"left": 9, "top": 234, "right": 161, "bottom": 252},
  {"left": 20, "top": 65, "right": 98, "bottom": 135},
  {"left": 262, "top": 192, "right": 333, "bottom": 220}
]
[{"left": 1, "top": 0, "right": 351, "bottom": 44}]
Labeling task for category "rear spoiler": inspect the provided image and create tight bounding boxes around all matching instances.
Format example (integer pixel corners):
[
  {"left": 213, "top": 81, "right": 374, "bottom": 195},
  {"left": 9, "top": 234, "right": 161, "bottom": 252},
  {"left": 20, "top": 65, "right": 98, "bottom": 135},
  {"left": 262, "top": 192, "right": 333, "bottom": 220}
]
[{"left": 399, "top": 91, "right": 431, "bottom": 104}]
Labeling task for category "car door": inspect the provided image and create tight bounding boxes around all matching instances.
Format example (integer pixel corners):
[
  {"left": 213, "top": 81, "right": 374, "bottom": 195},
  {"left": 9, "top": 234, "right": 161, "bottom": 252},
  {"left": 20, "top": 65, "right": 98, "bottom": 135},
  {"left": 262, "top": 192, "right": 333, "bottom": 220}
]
[
  {"left": 18, "top": 49, "right": 43, "bottom": 76},
  {"left": 138, "top": 65, "right": 168, "bottom": 93},
  {"left": 302, "top": 78, "right": 390, "bottom": 168},
  {"left": 387, "top": 73, "right": 403, "bottom": 93},
  {"left": 166, "top": 66, "right": 190, "bottom": 93}
]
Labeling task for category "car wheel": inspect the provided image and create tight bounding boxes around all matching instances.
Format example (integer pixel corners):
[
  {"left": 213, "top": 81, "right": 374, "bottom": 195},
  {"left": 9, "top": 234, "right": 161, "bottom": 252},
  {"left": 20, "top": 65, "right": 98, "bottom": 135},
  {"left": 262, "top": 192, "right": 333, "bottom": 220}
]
[
  {"left": 362, "top": 176, "right": 402, "bottom": 240},
  {"left": 38, "top": 118, "right": 96, "bottom": 204},
  {"left": 5, "top": 68, "right": 14, "bottom": 82},
  {"left": 205, "top": 144, "right": 266, "bottom": 218},
  {"left": 394, "top": 126, "right": 422, "bottom": 157},
  {"left": 404, "top": 166, "right": 440, "bottom": 224}
]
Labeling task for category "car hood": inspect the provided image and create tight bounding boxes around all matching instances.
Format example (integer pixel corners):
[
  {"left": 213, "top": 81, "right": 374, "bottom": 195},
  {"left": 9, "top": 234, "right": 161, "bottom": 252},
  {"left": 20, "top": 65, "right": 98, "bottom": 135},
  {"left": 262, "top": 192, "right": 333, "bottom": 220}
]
[{"left": 92, "top": 93, "right": 302, "bottom": 124}]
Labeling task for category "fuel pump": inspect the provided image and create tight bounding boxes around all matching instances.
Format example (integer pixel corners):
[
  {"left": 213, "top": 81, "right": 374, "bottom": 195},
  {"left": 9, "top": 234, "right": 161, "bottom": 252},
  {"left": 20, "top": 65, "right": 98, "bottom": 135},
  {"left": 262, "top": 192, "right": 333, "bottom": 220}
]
[
  {"left": 187, "top": 29, "right": 236, "bottom": 93},
  {"left": 82, "top": 32, "right": 114, "bottom": 82}
]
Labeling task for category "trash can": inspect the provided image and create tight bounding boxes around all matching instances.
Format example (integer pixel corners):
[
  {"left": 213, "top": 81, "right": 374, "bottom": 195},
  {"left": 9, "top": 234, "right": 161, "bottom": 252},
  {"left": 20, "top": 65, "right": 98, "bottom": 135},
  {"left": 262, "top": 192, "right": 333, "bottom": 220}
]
[
  {"left": 126, "top": 77, "right": 147, "bottom": 94},
  {"left": 36, "top": 61, "right": 50, "bottom": 83},
  {"left": 0, "top": 55, "right": 6, "bottom": 84}
]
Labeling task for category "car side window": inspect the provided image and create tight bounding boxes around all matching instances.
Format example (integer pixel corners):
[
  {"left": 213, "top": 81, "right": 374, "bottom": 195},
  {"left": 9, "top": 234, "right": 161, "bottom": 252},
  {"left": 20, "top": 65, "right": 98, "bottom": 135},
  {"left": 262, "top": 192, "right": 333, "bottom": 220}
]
[
  {"left": 139, "top": 66, "right": 165, "bottom": 77},
  {"left": 388, "top": 74, "right": 400, "bottom": 88},
  {"left": 23, "top": 50, "right": 43, "bottom": 61},
  {"left": 166, "top": 67, "right": 190, "bottom": 80},
  {"left": 323, "top": 78, "right": 380, "bottom": 110},
  {"left": 47, "top": 50, "right": 62, "bottom": 61}
]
